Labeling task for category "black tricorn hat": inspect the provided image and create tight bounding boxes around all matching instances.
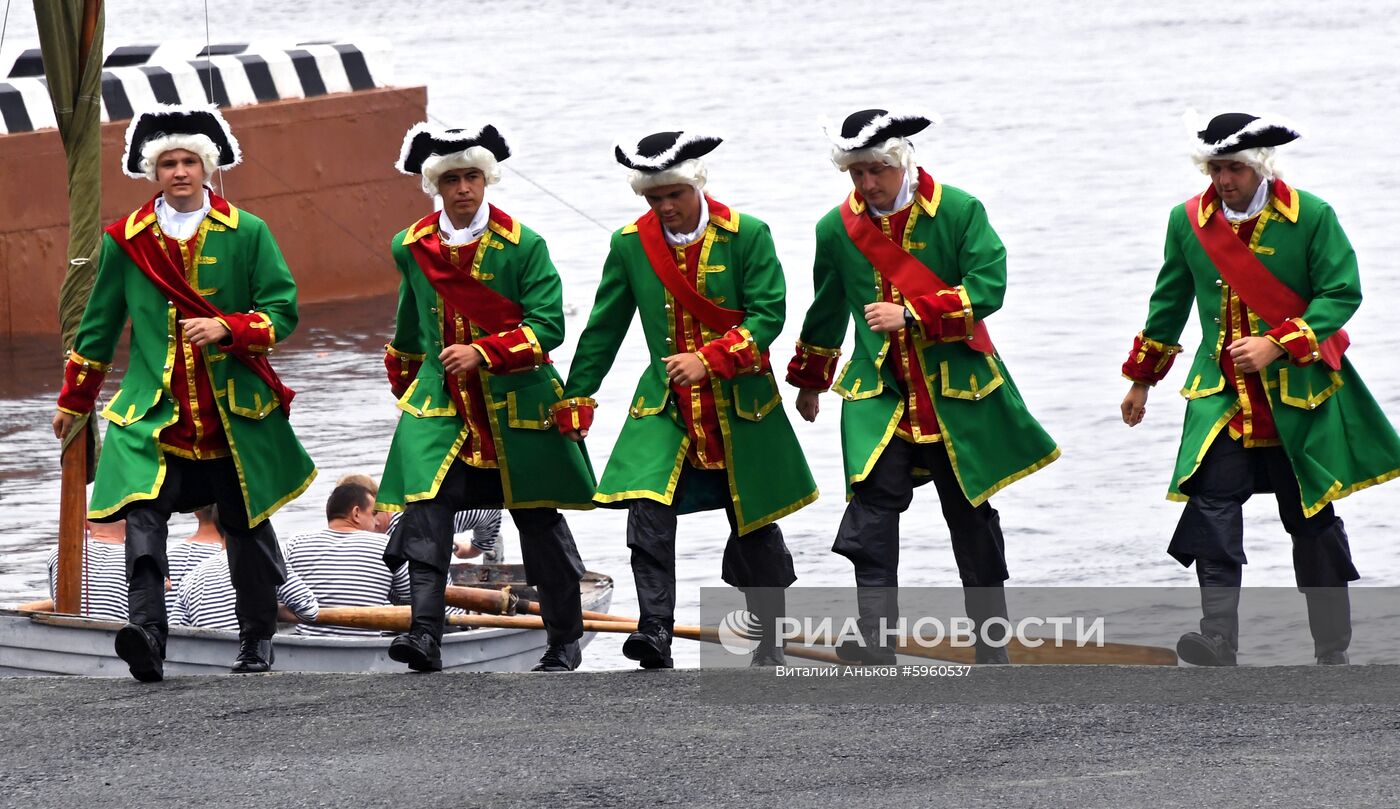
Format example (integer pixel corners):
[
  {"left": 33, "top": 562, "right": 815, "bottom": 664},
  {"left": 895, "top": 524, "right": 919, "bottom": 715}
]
[
  {"left": 397, "top": 122, "right": 511, "bottom": 175},
  {"left": 614, "top": 131, "right": 722, "bottom": 172},
  {"left": 122, "top": 104, "right": 241, "bottom": 178},
  {"left": 1194, "top": 112, "right": 1300, "bottom": 156},
  {"left": 826, "top": 108, "right": 938, "bottom": 152}
]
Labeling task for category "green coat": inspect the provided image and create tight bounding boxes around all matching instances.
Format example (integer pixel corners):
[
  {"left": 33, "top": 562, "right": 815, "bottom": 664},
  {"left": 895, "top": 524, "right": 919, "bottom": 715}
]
[
  {"left": 74, "top": 202, "right": 316, "bottom": 525},
  {"left": 376, "top": 211, "right": 596, "bottom": 511},
  {"left": 563, "top": 204, "right": 817, "bottom": 535},
  {"left": 1140, "top": 186, "right": 1400, "bottom": 516},
  {"left": 798, "top": 181, "right": 1059, "bottom": 504}
]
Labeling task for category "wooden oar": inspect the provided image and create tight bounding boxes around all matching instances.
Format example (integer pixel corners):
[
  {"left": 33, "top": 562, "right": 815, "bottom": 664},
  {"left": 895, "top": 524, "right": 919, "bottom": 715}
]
[
  {"left": 443, "top": 585, "right": 618, "bottom": 622},
  {"left": 312, "top": 606, "right": 845, "bottom": 665}
]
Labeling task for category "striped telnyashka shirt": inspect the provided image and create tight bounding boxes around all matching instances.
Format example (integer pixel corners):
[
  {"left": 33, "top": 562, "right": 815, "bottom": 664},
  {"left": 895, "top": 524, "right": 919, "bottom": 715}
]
[
  {"left": 171, "top": 551, "right": 319, "bottom": 631},
  {"left": 386, "top": 509, "right": 502, "bottom": 552},
  {"left": 284, "top": 529, "right": 409, "bottom": 637},
  {"left": 165, "top": 540, "right": 223, "bottom": 614},
  {"left": 46, "top": 539, "right": 128, "bottom": 622}
]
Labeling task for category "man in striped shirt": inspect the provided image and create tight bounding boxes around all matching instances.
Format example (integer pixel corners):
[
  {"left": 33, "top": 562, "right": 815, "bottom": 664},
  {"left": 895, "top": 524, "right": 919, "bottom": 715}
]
[
  {"left": 165, "top": 505, "right": 225, "bottom": 614},
  {"left": 46, "top": 521, "right": 128, "bottom": 622},
  {"left": 172, "top": 550, "right": 319, "bottom": 634},
  {"left": 287, "top": 482, "right": 417, "bottom": 637}
]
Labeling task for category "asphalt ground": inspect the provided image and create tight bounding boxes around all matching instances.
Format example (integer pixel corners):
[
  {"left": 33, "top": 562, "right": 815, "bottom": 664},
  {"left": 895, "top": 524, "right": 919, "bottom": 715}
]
[{"left": 2, "top": 666, "right": 1399, "bottom": 809}]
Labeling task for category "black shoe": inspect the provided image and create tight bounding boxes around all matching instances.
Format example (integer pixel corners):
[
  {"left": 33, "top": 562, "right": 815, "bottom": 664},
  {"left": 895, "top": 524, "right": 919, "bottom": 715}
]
[
  {"left": 1317, "top": 651, "right": 1349, "bottom": 665},
  {"left": 532, "top": 641, "right": 582, "bottom": 672},
  {"left": 231, "top": 637, "right": 275, "bottom": 673},
  {"left": 114, "top": 623, "right": 164, "bottom": 683},
  {"left": 1177, "top": 631, "right": 1237, "bottom": 667},
  {"left": 975, "top": 645, "right": 1011, "bottom": 665},
  {"left": 622, "top": 624, "right": 673, "bottom": 669},
  {"left": 388, "top": 632, "right": 443, "bottom": 673},
  {"left": 750, "top": 645, "right": 786, "bottom": 668}
]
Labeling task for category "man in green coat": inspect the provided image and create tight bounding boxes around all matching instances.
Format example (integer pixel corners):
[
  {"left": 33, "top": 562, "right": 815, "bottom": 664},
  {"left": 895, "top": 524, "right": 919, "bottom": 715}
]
[
  {"left": 52, "top": 105, "right": 316, "bottom": 681},
  {"left": 1121, "top": 112, "right": 1400, "bottom": 666},
  {"left": 377, "top": 123, "right": 594, "bottom": 673},
  {"left": 556, "top": 132, "right": 817, "bottom": 668},
  {"left": 788, "top": 109, "right": 1059, "bottom": 664}
]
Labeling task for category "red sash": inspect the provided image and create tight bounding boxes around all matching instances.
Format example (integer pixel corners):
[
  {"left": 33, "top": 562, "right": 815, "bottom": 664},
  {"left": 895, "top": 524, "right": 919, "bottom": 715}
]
[
  {"left": 104, "top": 199, "right": 295, "bottom": 413},
  {"left": 1186, "top": 186, "right": 1348, "bottom": 370},
  {"left": 839, "top": 170, "right": 995, "bottom": 354},
  {"left": 635, "top": 197, "right": 744, "bottom": 334},
  {"left": 407, "top": 207, "right": 525, "bottom": 334}
]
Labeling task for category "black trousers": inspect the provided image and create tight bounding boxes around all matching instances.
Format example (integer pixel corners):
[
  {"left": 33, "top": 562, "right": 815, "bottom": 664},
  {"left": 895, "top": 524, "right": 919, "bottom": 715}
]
[
  {"left": 1170, "top": 433, "right": 1354, "bottom": 577},
  {"left": 626, "top": 464, "right": 797, "bottom": 631},
  {"left": 832, "top": 437, "right": 1008, "bottom": 589},
  {"left": 387, "top": 460, "right": 586, "bottom": 644},
  {"left": 104, "top": 455, "right": 286, "bottom": 641},
  {"left": 1173, "top": 434, "right": 1357, "bottom": 656}
]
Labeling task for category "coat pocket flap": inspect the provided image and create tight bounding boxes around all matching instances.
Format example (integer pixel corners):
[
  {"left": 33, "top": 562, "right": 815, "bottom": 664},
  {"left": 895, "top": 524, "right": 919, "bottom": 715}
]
[
  {"left": 731, "top": 373, "right": 782, "bottom": 421},
  {"left": 506, "top": 378, "right": 566, "bottom": 430},
  {"left": 99, "top": 388, "right": 163, "bottom": 427},
  {"left": 395, "top": 374, "right": 458, "bottom": 418}
]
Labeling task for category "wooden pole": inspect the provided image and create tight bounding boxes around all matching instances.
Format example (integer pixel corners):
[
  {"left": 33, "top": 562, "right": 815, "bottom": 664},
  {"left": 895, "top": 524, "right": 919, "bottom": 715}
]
[
  {"left": 78, "top": 0, "right": 103, "bottom": 75},
  {"left": 54, "top": 424, "right": 87, "bottom": 615}
]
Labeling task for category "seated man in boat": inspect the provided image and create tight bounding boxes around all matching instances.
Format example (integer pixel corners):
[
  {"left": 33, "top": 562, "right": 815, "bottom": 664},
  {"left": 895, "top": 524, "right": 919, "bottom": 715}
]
[
  {"left": 787, "top": 109, "right": 1058, "bottom": 664},
  {"left": 556, "top": 132, "right": 817, "bottom": 669},
  {"left": 1120, "top": 112, "right": 1400, "bottom": 666},
  {"left": 376, "top": 123, "right": 595, "bottom": 673},
  {"left": 172, "top": 548, "right": 320, "bottom": 632},
  {"left": 51, "top": 105, "right": 317, "bottom": 682},
  {"left": 286, "top": 480, "right": 466, "bottom": 637},
  {"left": 45, "top": 520, "right": 128, "bottom": 622},
  {"left": 164, "top": 505, "right": 224, "bottom": 615}
]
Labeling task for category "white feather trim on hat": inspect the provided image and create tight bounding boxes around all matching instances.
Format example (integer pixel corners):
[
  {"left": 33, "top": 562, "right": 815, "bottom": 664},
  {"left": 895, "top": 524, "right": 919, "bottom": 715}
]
[
  {"left": 628, "top": 158, "right": 708, "bottom": 195},
  {"left": 121, "top": 102, "right": 240, "bottom": 180},
  {"left": 419, "top": 147, "right": 503, "bottom": 195},
  {"left": 1183, "top": 109, "right": 1289, "bottom": 180},
  {"left": 615, "top": 133, "right": 720, "bottom": 172},
  {"left": 823, "top": 110, "right": 941, "bottom": 153}
]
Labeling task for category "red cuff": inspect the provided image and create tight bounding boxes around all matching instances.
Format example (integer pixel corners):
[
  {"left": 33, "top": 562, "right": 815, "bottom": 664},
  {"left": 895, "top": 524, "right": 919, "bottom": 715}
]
[
  {"left": 785, "top": 340, "right": 841, "bottom": 390},
  {"left": 215, "top": 312, "right": 276, "bottom": 356},
  {"left": 473, "top": 326, "right": 545, "bottom": 374},
  {"left": 1265, "top": 317, "right": 1321, "bottom": 366},
  {"left": 550, "top": 397, "right": 597, "bottom": 435},
  {"left": 696, "top": 327, "right": 764, "bottom": 381},
  {"left": 1121, "top": 332, "right": 1183, "bottom": 385},
  {"left": 907, "top": 286, "right": 973, "bottom": 342},
  {"left": 385, "top": 344, "right": 425, "bottom": 399},
  {"left": 56, "top": 351, "right": 111, "bottom": 414}
]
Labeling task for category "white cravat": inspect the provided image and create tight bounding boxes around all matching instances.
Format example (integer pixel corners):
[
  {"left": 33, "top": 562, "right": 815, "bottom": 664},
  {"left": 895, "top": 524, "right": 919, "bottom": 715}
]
[
  {"left": 664, "top": 192, "right": 710, "bottom": 246},
  {"left": 155, "top": 189, "right": 211, "bottom": 241},
  {"left": 439, "top": 204, "right": 490, "bottom": 246},
  {"left": 1222, "top": 178, "right": 1272, "bottom": 222},
  {"left": 869, "top": 170, "right": 915, "bottom": 217}
]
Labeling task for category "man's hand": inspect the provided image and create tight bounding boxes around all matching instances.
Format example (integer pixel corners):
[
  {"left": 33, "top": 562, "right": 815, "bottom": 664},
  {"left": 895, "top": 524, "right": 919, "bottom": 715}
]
[
  {"left": 52, "top": 410, "right": 75, "bottom": 440},
  {"left": 453, "top": 540, "right": 483, "bottom": 559},
  {"left": 179, "top": 317, "right": 231, "bottom": 348},
  {"left": 864, "top": 302, "right": 907, "bottom": 334},
  {"left": 440, "top": 344, "right": 484, "bottom": 377},
  {"left": 796, "top": 389, "right": 821, "bottom": 422},
  {"left": 1121, "top": 382, "right": 1150, "bottom": 426},
  {"left": 663, "top": 352, "right": 708, "bottom": 387},
  {"left": 563, "top": 429, "right": 588, "bottom": 442},
  {"left": 1228, "top": 336, "right": 1285, "bottom": 374}
]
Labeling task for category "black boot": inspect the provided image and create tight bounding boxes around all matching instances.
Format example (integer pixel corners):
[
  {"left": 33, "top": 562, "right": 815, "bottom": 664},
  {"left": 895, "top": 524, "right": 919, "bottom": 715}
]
[
  {"left": 114, "top": 623, "right": 165, "bottom": 683},
  {"left": 1179, "top": 558, "right": 1240, "bottom": 667},
  {"left": 532, "top": 641, "right": 582, "bottom": 672},
  {"left": 744, "top": 588, "right": 787, "bottom": 667},
  {"left": 836, "top": 587, "right": 898, "bottom": 665},
  {"left": 388, "top": 631, "right": 443, "bottom": 673},
  {"left": 966, "top": 586, "right": 1011, "bottom": 665},
  {"left": 231, "top": 637, "right": 274, "bottom": 673},
  {"left": 1305, "top": 588, "right": 1352, "bottom": 665},
  {"left": 623, "top": 620, "right": 674, "bottom": 670}
]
